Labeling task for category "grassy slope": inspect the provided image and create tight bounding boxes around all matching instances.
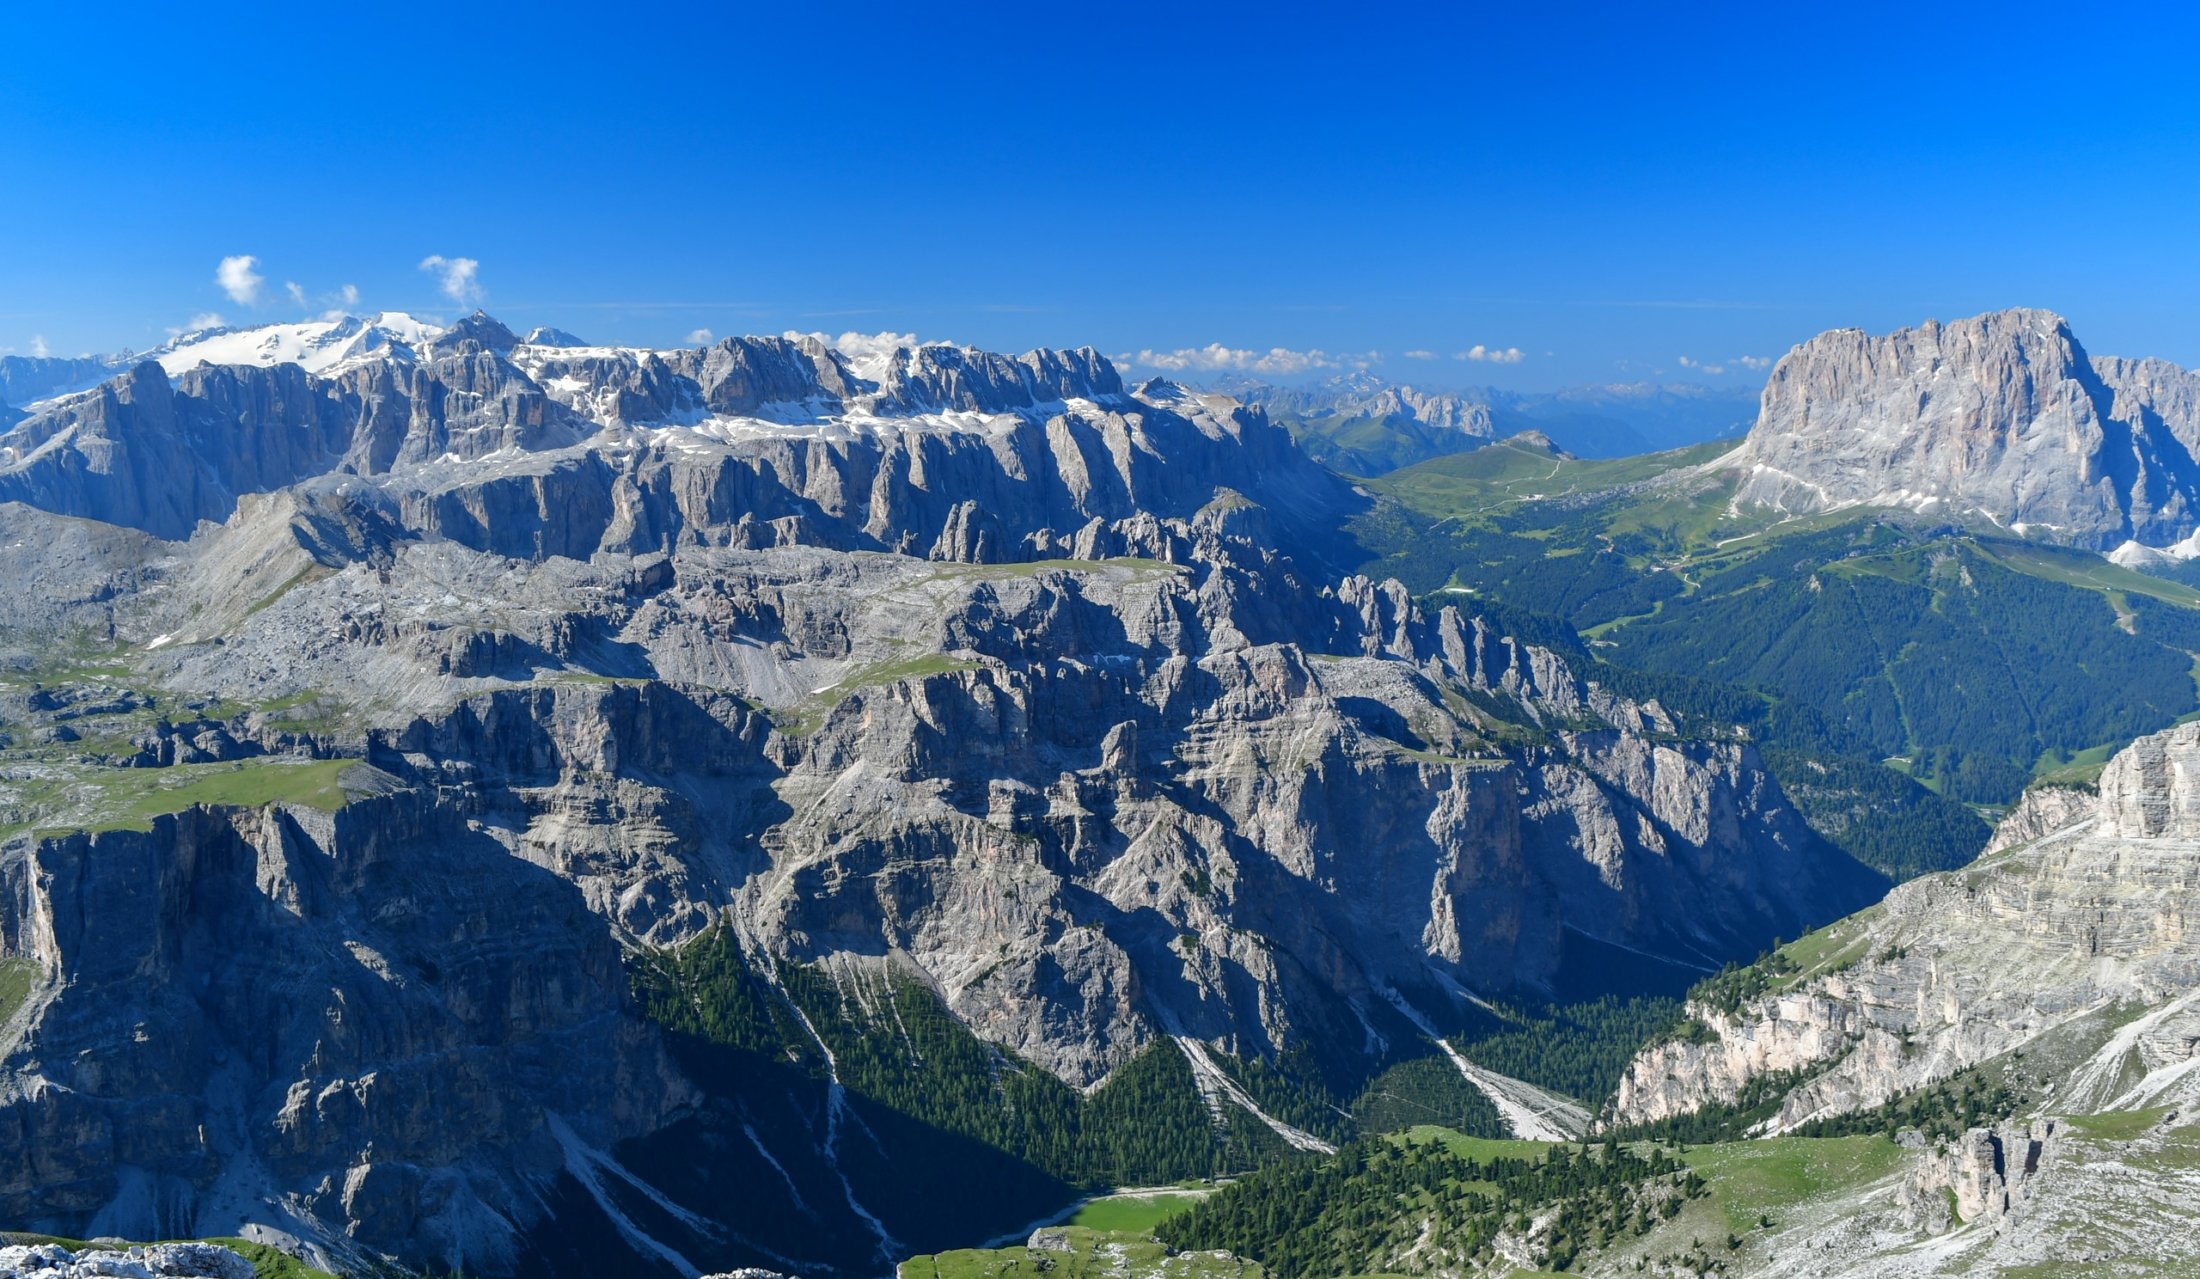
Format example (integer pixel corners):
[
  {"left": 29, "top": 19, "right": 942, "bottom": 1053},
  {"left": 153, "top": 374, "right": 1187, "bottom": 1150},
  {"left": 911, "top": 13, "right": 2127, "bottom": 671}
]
[
  {"left": 897, "top": 1126, "right": 1912, "bottom": 1279},
  {"left": 902, "top": 1224, "right": 1263, "bottom": 1279},
  {"left": 1359, "top": 441, "right": 2200, "bottom": 808},
  {"left": 1069, "top": 1193, "right": 1210, "bottom": 1234},
  {"left": 1373, "top": 438, "right": 1740, "bottom": 514},
  {"left": 0, "top": 757, "right": 359, "bottom": 840}
]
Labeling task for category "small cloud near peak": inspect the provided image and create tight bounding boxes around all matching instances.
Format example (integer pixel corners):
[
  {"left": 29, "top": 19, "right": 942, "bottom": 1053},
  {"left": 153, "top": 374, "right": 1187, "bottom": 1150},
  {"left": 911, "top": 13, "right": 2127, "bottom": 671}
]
[
  {"left": 419, "top": 255, "right": 484, "bottom": 305},
  {"left": 216, "top": 255, "right": 264, "bottom": 305}
]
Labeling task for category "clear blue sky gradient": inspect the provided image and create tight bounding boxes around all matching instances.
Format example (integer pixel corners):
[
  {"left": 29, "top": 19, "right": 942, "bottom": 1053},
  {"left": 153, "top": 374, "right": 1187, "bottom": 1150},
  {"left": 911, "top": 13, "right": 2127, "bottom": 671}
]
[{"left": 5, "top": 2, "right": 2199, "bottom": 385}]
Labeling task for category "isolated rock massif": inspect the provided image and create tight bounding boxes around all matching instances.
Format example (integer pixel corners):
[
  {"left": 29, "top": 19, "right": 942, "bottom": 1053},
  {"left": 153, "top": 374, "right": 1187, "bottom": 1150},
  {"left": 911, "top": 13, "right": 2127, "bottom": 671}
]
[
  {"left": 1728, "top": 307, "right": 2200, "bottom": 551},
  {"left": 0, "top": 318, "right": 1882, "bottom": 1276}
]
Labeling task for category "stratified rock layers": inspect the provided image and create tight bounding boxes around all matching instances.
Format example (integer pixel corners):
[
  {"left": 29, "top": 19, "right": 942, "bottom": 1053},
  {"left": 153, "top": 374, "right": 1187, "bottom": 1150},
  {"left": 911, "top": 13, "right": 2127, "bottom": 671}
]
[{"left": 1731, "top": 307, "right": 2200, "bottom": 549}]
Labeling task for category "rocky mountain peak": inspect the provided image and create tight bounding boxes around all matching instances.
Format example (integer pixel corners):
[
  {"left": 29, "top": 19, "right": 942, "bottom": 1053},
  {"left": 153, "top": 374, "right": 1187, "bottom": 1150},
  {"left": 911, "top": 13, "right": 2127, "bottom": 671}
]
[
  {"left": 1504, "top": 428, "right": 1571, "bottom": 458},
  {"left": 1731, "top": 307, "right": 2200, "bottom": 549},
  {"left": 431, "top": 309, "right": 522, "bottom": 354}
]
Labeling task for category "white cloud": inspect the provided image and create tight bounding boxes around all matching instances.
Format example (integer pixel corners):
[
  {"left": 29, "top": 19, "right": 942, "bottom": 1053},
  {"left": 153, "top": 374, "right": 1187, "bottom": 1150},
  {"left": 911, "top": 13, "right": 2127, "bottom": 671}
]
[
  {"left": 285, "top": 281, "right": 308, "bottom": 308},
  {"left": 785, "top": 330, "right": 928, "bottom": 360},
  {"left": 685, "top": 327, "right": 715, "bottom": 346},
  {"left": 1679, "top": 353, "right": 1766, "bottom": 375},
  {"left": 1403, "top": 349, "right": 1438, "bottom": 360},
  {"left": 187, "top": 312, "right": 226, "bottom": 332},
  {"left": 30, "top": 335, "right": 49, "bottom": 358},
  {"left": 340, "top": 284, "right": 360, "bottom": 306},
  {"left": 1457, "top": 344, "right": 1525, "bottom": 364},
  {"left": 216, "top": 255, "right": 264, "bottom": 305},
  {"left": 419, "top": 255, "right": 484, "bottom": 306},
  {"left": 1127, "top": 343, "right": 1377, "bottom": 376}
]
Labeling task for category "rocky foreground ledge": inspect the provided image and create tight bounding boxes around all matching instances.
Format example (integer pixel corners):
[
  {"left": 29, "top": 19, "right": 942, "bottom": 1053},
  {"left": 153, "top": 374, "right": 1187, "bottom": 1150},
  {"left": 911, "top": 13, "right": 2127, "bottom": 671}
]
[{"left": 0, "top": 1243, "right": 253, "bottom": 1278}]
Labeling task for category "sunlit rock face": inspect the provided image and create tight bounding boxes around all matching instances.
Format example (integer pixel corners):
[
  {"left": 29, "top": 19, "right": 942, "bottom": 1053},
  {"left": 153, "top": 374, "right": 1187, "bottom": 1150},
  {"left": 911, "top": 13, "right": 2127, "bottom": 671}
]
[
  {"left": 0, "top": 323, "right": 1882, "bottom": 1276},
  {"left": 1731, "top": 307, "right": 2200, "bottom": 551}
]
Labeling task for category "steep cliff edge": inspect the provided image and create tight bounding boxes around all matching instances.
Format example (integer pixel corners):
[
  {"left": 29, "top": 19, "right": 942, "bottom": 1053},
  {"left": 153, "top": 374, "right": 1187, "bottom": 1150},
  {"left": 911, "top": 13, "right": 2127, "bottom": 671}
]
[
  {"left": 1602, "top": 722, "right": 2200, "bottom": 1274},
  {"left": 1614, "top": 724, "right": 2200, "bottom": 1130}
]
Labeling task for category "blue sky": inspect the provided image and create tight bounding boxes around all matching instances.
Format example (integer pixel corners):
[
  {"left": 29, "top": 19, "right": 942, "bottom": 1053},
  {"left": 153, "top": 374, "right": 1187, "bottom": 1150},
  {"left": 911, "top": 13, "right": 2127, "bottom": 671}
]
[{"left": 4, "top": 2, "right": 2198, "bottom": 386}]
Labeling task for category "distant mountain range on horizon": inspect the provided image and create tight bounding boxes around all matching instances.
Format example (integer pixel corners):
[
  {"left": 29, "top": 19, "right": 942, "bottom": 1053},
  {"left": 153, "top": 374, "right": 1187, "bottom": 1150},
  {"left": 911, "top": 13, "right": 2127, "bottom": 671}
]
[{"left": 1200, "top": 369, "right": 1762, "bottom": 469}]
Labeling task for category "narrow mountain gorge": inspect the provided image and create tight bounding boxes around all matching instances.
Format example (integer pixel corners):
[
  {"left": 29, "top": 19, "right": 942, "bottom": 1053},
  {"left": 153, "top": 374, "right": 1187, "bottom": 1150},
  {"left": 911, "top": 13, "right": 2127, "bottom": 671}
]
[{"left": 0, "top": 319, "right": 1882, "bottom": 1277}]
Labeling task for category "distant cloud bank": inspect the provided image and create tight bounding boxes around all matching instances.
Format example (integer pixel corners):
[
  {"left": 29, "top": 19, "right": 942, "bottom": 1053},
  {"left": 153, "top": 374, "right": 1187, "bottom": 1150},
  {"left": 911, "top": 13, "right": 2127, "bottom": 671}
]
[
  {"left": 1678, "top": 353, "right": 1772, "bottom": 375},
  {"left": 1120, "top": 343, "right": 1380, "bottom": 376}
]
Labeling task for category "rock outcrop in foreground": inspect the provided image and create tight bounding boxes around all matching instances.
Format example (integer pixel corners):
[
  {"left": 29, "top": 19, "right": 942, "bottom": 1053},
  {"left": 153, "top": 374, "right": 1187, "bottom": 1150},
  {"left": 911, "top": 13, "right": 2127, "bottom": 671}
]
[
  {"left": 0, "top": 1242, "right": 253, "bottom": 1279},
  {"left": 1609, "top": 721, "right": 2200, "bottom": 1274}
]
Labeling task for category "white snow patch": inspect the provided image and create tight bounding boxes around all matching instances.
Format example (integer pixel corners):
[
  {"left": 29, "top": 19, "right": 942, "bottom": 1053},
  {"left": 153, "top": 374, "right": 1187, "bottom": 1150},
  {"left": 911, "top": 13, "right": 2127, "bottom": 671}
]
[
  {"left": 149, "top": 312, "right": 444, "bottom": 377},
  {"left": 2109, "top": 530, "right": 2200, "bottom": 568}
]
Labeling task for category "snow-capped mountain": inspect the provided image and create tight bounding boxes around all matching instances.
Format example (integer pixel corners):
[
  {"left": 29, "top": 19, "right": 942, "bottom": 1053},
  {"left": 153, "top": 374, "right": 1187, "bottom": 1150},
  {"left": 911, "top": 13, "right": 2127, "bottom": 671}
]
[
  {"left": 0, "top": 313, "right": 449, "bottom": 409},
  {"left": 144, "top": 311, "right": 445, "bottom": 377}
]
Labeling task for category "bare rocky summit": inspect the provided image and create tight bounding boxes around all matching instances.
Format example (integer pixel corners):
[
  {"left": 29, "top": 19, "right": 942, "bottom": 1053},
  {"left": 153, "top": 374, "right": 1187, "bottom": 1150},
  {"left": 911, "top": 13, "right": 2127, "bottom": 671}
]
[{"left": 1728, "top": 307, "right": 2200, "bottom": 551}]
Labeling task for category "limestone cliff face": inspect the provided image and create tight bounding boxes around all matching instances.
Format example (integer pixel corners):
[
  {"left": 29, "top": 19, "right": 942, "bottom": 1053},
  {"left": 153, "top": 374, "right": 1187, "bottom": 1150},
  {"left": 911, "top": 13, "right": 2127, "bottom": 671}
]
[
  {"left": 1612, "top": 722, "right": 2200, "bottom": 1132},
  {"left": 1982, "top": 783, "right": 2094, "bottom": 855},
  {"left": 1892, "top": 1119, "right": 2060, "bottom": 1235},
  {"left": 0, "top": 794, "right": 684, "bottom": 1270},
  {"left": 0, "top": 497, "right": 1883, "bottom": 1271},
  {"left": 0, "top": 324, "right": 1889, "bottom": 1276},
  {"left": 0, "top": 330, "right": 1352, "bottom": 563},
  {"left": 1729, "top": 308, "right": 2200, "bottom": 549}
]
